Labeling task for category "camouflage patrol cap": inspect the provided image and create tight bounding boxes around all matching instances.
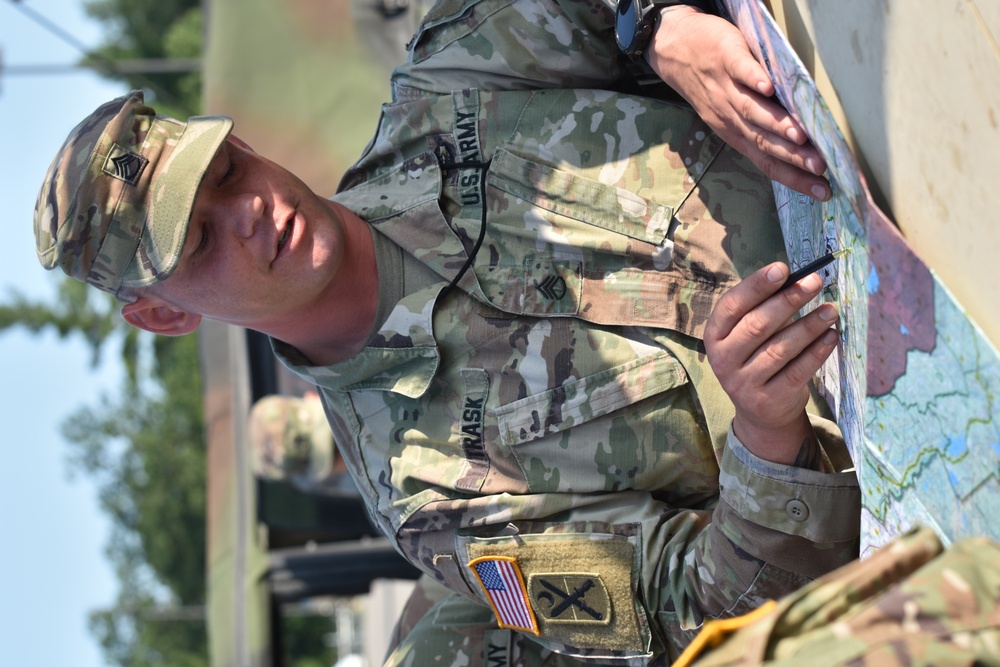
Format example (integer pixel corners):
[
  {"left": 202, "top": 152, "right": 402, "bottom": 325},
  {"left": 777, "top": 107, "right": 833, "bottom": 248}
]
[
  {"left": 33, "top": 90, "right": 234, "bottom": 298},
  {"left": 248, "top": 394, "right": 335, "bottom": 484}
]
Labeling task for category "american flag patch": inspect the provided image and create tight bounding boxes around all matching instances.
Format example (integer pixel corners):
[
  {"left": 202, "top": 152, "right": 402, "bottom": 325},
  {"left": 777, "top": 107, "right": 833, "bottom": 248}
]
[{"left": 468, "top": 556, "right": 539, "bottom": 635}]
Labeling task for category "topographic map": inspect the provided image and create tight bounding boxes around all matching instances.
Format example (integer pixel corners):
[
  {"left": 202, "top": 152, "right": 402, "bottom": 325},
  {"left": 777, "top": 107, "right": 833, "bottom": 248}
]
[{"left": 722, "top": 0, "right": 1000, "bottom": 554}]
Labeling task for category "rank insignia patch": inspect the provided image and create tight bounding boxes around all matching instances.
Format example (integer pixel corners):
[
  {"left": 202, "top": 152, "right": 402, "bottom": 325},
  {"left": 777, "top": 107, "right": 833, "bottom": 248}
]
[
  {"left": 469, "top": 556, "right": 539, "bottom": 635},
  {"left": 528, "top": 573, "right": 612, "bottom": 625},
  {"left": 103, "top": 146, "right": 148, "bottom": 186}
]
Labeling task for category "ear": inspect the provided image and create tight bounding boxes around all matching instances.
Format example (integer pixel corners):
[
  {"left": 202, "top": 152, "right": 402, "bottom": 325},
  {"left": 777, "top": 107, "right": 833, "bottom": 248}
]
[{"left": 121, "top": 296, "right": 202, "bottom": 336}]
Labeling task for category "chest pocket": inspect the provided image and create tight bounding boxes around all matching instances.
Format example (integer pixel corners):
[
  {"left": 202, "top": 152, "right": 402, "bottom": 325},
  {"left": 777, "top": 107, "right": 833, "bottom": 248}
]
[
  {"left": 408, "top": 0, "right": 515, "bottom": 62},
  {"left": 475, "top": 147, "right": 677, "bottom": 321},
  {"left": 474, "top": 89, "right": 728, "bottom": 335},
  {"left": 491, "top": 349, "right": 696, "bottom": 494}
]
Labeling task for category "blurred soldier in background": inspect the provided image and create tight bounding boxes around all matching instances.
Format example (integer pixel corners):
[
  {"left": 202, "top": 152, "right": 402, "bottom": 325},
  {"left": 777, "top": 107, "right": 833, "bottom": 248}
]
[{"left": 248, "top": 391, "right": 359, "bottom": 496}]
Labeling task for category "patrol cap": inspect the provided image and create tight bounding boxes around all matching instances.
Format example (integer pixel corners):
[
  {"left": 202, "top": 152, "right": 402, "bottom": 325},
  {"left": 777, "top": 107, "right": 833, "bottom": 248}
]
[
  {"left": 33, "top": 90, "right": 234, "bottom": 299},
  {"left": 249, "top": 394, "right": 335, "bottom": 483}
]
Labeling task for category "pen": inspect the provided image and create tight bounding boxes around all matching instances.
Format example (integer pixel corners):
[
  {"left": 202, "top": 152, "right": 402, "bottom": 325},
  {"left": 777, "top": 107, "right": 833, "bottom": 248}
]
[{"left": 781, "top": 248, "right": 849, "bottom": 290}]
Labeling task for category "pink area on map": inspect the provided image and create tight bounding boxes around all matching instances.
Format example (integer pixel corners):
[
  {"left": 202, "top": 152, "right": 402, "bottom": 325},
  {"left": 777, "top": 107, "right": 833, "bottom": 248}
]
[{"left": 866, "top": 205, "right": 936, "bottom": 397}]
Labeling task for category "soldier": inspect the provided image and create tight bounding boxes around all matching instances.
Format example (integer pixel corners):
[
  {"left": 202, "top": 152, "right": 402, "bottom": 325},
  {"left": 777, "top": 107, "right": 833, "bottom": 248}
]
[
  {"left": 248, "top": 391, "right": 358, "bottom": 495},
  {"left": 34, "top": 1, "right": 858, "bottom": 663}
]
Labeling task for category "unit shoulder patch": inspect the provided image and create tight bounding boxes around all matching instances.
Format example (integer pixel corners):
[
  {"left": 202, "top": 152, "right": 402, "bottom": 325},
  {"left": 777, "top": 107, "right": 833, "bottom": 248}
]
[{"left": 528, "top": 572, "right": 612, "bottom": 625}]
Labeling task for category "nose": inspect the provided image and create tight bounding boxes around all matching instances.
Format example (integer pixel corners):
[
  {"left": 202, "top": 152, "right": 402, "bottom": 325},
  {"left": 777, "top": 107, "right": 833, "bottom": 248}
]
[{"left": 226, "top": 193, "right": 266, "bottom": 239}]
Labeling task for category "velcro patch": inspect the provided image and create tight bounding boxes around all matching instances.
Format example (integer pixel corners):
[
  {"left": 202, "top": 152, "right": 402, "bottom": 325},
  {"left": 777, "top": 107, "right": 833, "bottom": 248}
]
[
  {"left": 466, "top": 534, "right": 646, "bottom": 656},
  {"left": 483, "top": 629, "right": 512, "bottom": 667},
  {"left": 469, "top": 556, "right": 539, "bottom": 635}
]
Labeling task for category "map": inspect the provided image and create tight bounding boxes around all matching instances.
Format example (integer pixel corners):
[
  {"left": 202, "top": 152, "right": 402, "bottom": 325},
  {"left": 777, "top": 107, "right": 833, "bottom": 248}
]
[{"left": 722, "top": 0, "right": 1000, "bottom": 554}]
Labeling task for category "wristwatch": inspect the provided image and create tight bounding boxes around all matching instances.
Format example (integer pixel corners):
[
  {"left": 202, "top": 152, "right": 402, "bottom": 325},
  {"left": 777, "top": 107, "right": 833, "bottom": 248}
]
[{"left": 615, "top": 0, "right": 714, "bottom": 60}]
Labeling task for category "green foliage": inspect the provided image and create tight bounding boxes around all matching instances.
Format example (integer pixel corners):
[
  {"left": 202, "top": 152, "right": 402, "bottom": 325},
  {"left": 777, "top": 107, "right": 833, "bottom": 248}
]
[
  {"left": 162, "top": 8, "right": 203, "bottom": 113},
  {"left": 0, "top": 279, "right": 139, "bottom": 379},
  {"left": 64, "top": 332, "right": 207, "bottom": 604},
  {"left": 1, "top": 277, "right": 210, "bottom": 665},
  {"left": 62, "top": 330, "right": 209, "bottom": 667},
  {"left": 2, "top": 1, "right": 339, "bottom": 663},
  {"left": 90, "top": 600, "right": 207, "bottom": 667},
  {"left": 282, "top": 614, "right": 337, "bottom": 667},
  {"left": 81, "top": 0, "right": 203, "bottom": 116}
]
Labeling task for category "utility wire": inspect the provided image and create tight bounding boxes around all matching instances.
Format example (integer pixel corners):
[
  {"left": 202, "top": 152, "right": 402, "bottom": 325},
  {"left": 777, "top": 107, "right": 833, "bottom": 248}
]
[
  {"left": 3, "top": 0, "right": 199, "bottom": 115},
  {"left": 4, "top": 59, "right": 201, "bottom": 75}
]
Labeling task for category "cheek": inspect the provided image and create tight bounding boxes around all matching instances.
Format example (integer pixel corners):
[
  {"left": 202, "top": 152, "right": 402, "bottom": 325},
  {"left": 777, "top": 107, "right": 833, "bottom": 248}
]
[
  {"left": 185, "top": 252, "right": 247, "bottom": 301},
  {"left": 312, "top": 220, "right": 346, "bottom": 267}
]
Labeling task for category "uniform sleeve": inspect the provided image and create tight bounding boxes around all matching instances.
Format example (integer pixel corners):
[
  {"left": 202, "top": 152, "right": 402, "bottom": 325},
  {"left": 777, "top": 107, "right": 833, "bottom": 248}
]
[
  {"left": 719, "top": 426, "right": 861, "bottom": 550},
  {"left": 391, "top": 0, "right": 629, "bottom": 97},
  {"left": 651, "top": 422, "right": 860, "bottom": 655},
  {"left": 404, "top": 417, "right": 860, "bottom": 662}
]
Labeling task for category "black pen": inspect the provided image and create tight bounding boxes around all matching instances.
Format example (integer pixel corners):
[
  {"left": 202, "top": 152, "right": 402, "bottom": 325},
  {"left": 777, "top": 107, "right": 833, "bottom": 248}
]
[{"left": 781, "top": 248, "right": 848, "bottom": 290}]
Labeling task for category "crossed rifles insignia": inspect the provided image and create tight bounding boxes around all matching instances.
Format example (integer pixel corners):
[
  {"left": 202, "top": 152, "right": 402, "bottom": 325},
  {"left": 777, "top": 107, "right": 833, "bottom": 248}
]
[{"left": 528, "top": 573, "right": 612, "bottom": 626}]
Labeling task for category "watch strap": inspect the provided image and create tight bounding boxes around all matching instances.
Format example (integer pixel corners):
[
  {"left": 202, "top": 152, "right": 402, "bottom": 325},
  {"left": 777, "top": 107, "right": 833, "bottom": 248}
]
[{"left": 616, "top": 0, "right": 717, "bottom": 61}]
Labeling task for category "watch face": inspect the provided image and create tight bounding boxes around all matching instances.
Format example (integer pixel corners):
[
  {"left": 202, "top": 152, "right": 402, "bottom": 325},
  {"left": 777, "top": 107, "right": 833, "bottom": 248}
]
[{"left": 616, "top": 0, "right": 641, "bottom": 52}]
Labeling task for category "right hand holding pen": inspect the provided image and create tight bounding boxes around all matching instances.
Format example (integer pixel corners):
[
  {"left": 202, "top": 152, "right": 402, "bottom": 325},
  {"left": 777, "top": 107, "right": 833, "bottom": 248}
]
[{"left": 703, "top": 263, "right": 839, "bottom": 466}]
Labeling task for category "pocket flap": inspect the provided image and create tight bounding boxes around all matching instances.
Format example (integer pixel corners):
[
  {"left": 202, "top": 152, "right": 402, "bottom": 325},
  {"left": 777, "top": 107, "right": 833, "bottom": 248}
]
[{"left": 494, "top": 350, "right": 688, "bottom": 447}]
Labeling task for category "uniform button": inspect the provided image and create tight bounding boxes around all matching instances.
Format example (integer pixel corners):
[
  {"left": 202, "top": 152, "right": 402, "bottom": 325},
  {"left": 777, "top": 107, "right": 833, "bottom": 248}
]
[{"left": 786, "top": 499, "right": 809, "bottom": 522}]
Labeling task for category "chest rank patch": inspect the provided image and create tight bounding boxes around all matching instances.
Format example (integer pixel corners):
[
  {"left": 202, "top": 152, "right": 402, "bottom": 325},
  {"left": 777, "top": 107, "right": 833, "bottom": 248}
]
[
  {"left": 534, "top": 274, "right": 567, "bottom": 300},
  {"left": 528, "top": 573, "right": 611, "bottom": 626}
]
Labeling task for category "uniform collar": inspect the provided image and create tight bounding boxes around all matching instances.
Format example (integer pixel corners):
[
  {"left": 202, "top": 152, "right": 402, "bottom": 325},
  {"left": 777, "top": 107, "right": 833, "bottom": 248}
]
[{"left": 274, "top": 153, "right": 459, "bottom": 399}]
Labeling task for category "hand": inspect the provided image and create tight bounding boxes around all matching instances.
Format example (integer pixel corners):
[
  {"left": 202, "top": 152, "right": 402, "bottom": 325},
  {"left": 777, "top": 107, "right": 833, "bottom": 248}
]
[
  {"left": 703, "top": 263, "right": 839, "bottom": 466},
  {"left": 644, "top": 8, "right": 831, "bottom": 201}
]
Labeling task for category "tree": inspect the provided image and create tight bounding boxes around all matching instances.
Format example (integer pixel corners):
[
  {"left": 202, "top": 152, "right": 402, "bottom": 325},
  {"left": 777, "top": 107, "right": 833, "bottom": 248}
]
[
  {"left": 7, "top": 4, "right": 210, "bottom": 662},
  {"left": 0, "top": 279, "right": 137, "bottom": 376},
  {"left": 81, "top": 0, "right": 203, "bottom": 117},
  {"left": 4, "top": 3, "right": 335, "bottom": 664},
  {"left": 1, "top": 280, "right": 209, "bottom": 666}
]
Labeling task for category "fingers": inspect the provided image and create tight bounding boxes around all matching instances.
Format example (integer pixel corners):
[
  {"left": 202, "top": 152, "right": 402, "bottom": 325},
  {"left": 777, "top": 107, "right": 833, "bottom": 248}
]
[
  {"left": 706, "top": 262, "right": 839, "bottom": 466},
  {"left": 746, "top": 301, "right": 839, "bottom": 391},
  {"left": 705, "top": 262, "right": 837, "bottom": 377},
  {"left": 728, "top": 100, "right": 831, "bottom": 199},
  {"left": 752, "top": 153, "right": 831, "bottom": 201},
  {"left": 723, "top": 45, "right": 832, "bottom": 200},
  {"left": 647, "top": 11, "right": 832, "bottom": 201},
  {"left": 706, "top": 262, "right": 795, "bottom": 342}
]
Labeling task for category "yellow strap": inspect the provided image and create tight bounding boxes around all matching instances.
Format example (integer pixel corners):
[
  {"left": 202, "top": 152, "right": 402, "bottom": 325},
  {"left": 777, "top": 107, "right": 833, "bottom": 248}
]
[{"left": 671, "top": 600, "right": 778, "bottom": 667}]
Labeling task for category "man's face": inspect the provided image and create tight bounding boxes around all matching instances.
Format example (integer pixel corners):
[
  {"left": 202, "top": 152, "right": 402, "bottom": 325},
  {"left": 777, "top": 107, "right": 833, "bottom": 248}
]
[{"left": 148, "top": 137, "right": 348, "bottom": 332}]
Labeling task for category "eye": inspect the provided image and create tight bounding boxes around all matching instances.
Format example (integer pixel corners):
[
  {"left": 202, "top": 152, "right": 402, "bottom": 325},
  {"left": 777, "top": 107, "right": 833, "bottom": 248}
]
[
  {"left": 192, "top": 220, "right": 210, "bottom": 258},
  {"left": 219, "top": 154, "right": 235, "bottom": 186}
]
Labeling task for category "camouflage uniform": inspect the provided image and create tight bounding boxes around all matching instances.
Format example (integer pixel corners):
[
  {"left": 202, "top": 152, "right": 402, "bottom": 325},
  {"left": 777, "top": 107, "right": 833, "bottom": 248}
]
[
  {"left": 381, "top": 528, "right": 1000, "bottom": 667},
  {"left": 272, "top": 0, "right": 860, "bottom": 663},
  {"left": 33, "top": 94, "right": 231, "bottom": 299},
  {"left": 677, "top": 526, "right": 1000, "bottom": 667}
]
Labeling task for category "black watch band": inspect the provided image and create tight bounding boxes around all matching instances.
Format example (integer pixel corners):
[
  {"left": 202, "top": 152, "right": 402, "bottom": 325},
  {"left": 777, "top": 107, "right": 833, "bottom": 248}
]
[{"left": 615, "top": 0, "right": 715, "bottom": 61}]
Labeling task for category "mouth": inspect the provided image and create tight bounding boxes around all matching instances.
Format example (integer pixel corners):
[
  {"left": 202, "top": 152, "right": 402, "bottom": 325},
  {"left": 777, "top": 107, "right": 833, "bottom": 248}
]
[{"left": 275, "top": 213, "right": 295, "bottom": 260}]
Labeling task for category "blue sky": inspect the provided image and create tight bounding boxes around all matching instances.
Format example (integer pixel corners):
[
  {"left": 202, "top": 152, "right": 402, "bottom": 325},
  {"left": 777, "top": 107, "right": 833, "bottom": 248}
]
[{"left": 0, "top": 1, "right": 127, "bottom": 664}]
